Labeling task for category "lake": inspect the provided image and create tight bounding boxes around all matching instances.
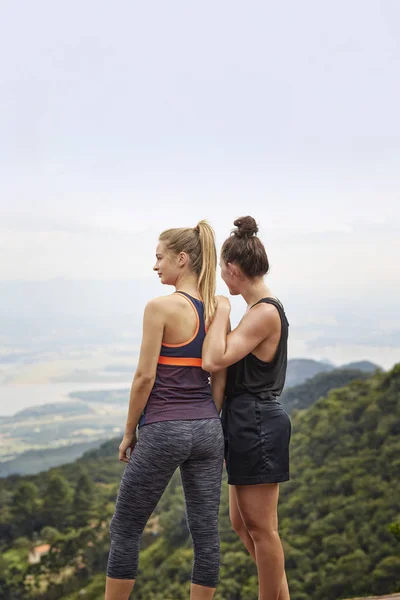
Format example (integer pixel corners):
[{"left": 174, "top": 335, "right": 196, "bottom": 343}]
[{"left": 0, "top": 382, "right": 131, "bottom": 417}]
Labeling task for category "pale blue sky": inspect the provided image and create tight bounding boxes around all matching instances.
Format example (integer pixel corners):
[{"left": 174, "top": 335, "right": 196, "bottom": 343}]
[{"left": 0, "top": 1, "right": 399, "bottom": 367}]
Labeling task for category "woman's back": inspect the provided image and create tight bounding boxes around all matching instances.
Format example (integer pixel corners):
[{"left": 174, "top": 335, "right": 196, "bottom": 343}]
[
  {"left": 139, "top": 291, "right": 218, "bottom": 427},
  {"left": 162, "top": 292, "right": 201, "bottom": 345}
]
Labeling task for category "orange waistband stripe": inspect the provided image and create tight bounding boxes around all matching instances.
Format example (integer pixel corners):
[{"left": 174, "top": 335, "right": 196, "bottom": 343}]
[{"left": 158, "top": 356, "right": 203, "bottom": 367}]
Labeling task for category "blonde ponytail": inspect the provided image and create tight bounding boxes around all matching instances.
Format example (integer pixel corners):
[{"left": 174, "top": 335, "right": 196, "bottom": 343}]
[
  {"left": 159, "top": 220, "right": 217, "bottom": 326},
  {"left": 196, "top": 220, "right": 217, "bottom": 326}
]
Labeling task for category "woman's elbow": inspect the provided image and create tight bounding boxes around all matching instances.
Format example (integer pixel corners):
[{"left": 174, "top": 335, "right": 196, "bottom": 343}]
[
  {"left": 134, "top": 371, "right": 156, "bottom": 388},
  {"left": 202, "top": 360, "right": 220, "bottom": 373}
]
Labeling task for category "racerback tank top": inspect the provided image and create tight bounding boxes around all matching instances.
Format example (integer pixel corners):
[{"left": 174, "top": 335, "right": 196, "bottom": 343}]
[
  {"left": 139, "top": 291, "right": 219, "bottom": 426},
  {"left": 225, "top": 297, "right": 289, "bottom": 401}
]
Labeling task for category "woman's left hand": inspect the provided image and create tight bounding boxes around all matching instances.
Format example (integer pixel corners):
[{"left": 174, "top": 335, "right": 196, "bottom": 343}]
[{"left": 119, "top": 432, "right": 137, "bottom": 463}]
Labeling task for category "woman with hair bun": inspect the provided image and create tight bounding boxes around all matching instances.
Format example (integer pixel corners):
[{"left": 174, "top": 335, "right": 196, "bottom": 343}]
[
  {"left": 203, "top": 216, "right": 291, "bottom": 600},
  {"left": 105, "top": 221, "right": 226, "bottom": 600}
]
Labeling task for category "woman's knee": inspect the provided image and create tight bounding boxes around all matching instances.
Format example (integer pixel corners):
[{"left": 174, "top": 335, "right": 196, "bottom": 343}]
[
  {"left": 190, "top": 524, "right": 219, "bottom": 548},
  {"left": 110, "top": 514, "right": 126, "bottom": 540},
  {"left": 245, "top": 520, "right": 280, "bottom": 543},
  {"left": 107, "top": 533, "right": 140, "bottom": 580},
  {"left": 230, "top": 509, "right": 250, "bottom": 539}
]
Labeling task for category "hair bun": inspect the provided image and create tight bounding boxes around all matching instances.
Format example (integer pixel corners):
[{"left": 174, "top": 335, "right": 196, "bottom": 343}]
[{"left": 233, "top": 216, "right": 258, "bottom": 238}]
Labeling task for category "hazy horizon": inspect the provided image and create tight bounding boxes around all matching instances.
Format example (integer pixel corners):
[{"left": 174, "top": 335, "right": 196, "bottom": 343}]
[{"left": 0, "top": 276, "right": 398, "bottom": 374}]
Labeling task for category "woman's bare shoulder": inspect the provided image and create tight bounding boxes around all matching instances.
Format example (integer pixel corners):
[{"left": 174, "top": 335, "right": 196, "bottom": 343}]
[
  {"left": 145, "top": 294, "right": 182, "bottom": 313},
  {"left": 242, "top": 301, "right": 281, "bottom": 329}
]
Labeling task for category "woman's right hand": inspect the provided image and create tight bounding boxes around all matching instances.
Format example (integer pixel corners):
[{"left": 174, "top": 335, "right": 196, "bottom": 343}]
[
  {"left": 215, "top": 295, "right": 231, "bottom": 312},
  {"left": 119, "top": 432, "right": 137, "bottom": 463}
]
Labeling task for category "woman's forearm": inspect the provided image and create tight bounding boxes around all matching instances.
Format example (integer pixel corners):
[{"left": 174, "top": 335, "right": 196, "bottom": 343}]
[
  {"left": 124, "top": 373, "right": 155, "bottom": 435},
  {"left": 211, "top": 369, "right": 227, "bottom": 414},
  {"left": 202, "top": 306, "right": 230, "bottom": 370}
]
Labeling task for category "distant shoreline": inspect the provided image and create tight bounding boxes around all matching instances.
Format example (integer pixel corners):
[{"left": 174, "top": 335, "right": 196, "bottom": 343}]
[{"left": 0, "top": 381, "right": 131, "bottom": 417}]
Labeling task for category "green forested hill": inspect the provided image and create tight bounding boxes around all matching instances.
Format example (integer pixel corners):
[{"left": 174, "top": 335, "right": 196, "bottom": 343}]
[
  {"left": 0, "top": 440, "right": 104, "bottom": 478},
  {"left": 280, "top": 367, "right": 373, "bottom": 414},
  {"left": 0, "top": 366, "right": 399, "bottom": 600}
]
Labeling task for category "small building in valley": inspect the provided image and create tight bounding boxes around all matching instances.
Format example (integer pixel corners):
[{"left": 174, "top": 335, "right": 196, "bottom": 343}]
[{"left": 28, "top": 544, "right": 51, "bottom": 564}]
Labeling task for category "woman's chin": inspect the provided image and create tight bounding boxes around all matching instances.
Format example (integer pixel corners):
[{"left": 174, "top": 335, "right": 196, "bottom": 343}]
[
  {"left": 228, "top": 287, "right": 240, "bottom": 296},
  {"left": 159, "top": 276, "right": 172, "bottom": 286}
]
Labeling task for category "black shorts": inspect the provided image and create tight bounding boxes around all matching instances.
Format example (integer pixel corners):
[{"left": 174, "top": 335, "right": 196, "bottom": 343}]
[{"left": 222, "top": 393, "right": 291, "bottom": 485}]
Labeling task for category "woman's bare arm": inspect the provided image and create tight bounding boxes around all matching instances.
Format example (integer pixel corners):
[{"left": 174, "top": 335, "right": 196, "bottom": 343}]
[
  {"left": 202, "top": 298, "right": 277, "bottom": 372},
  {"left": 119, "top": 298, "right": 165, "bottom": 462},
  {"left": 209, "top": 318, "right": 231, "bottom": 413},
  {"left": 211, "top": 369, "right": 227, "bottom": 414}
]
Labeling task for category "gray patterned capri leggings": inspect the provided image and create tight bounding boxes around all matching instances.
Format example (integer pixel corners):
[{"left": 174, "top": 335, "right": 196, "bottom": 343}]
[{"left": 107, "top": 418, "right": 224, "bottom": 588}]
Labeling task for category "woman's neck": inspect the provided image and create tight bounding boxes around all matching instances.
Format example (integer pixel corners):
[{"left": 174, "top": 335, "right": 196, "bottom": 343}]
[
  {"left": 241, "top": 279, "right": 273, "bottom": 309},
  {"left": 174, "top": 272, "right": 201, "bottom": 299}
]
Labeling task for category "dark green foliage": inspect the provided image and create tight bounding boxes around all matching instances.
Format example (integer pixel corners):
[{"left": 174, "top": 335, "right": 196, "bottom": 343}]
[
  {"left": 40, "top": 526, "right": 60, "bottom": 544},
  {"left": 72, "top": 470, "right": 96, "bottom": 528},
  {"left": 389, "top": 521, "right": 400, "bottom": 541},
  {"left": 10, "top": 481, "right": 39, "bottom": 537},
  {"left": 41, "top": 473, "right": 73, "bottom": 529}
]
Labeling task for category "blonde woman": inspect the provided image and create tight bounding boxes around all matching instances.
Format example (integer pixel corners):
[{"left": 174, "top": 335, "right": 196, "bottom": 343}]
[{"left": 105, "top": 221, "right": 226, "bottom": 600}]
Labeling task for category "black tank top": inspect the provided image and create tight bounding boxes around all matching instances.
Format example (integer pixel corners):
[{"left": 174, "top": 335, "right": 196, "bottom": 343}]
[{"left": 225, "top": 298, "right": 289, "bottom": 401}]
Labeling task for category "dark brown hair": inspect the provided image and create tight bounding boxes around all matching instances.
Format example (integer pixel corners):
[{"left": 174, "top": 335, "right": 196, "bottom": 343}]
[
  {"left": 221, "top": 216, "right": 269, "bottom": 277},
  {"left": 159, "top": 220, "right": 217, "bottom": 325}
]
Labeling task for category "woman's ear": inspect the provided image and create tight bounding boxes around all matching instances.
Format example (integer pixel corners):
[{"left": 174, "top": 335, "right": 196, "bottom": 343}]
[
  {"left": 227, "top": 262, "right": 236, "bottom": 277},
  {"left": 228, "top": 262, "right": 243, "bottom": 279},
  {"left": 178, "top": 251, "right": 188, "bottom": 267}
]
